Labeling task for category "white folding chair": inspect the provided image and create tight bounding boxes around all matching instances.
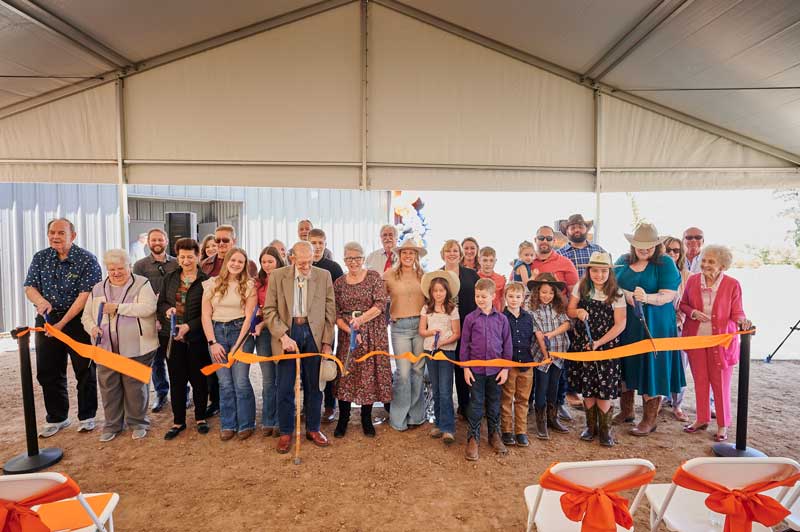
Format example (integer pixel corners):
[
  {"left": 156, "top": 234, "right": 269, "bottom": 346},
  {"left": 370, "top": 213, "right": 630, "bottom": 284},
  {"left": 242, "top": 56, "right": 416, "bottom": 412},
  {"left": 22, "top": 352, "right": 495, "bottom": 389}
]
[
  {"left": 647, "top": 457, "right": 800, "bottom": 532},
  {"left": 523, "top": 458, "right": 656, "bottom": 532},
  {"left": 0, "top": 471, "right": 119, "bottom": 532},
  {"left": 782, "top": 481, "right": 800, "bottom": 531}
]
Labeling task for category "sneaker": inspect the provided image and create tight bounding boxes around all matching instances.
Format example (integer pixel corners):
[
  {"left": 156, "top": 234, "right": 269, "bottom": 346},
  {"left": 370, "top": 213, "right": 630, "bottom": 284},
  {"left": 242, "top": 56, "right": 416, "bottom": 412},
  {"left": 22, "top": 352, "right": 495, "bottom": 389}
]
[
  {"left": 38, "top": 418, "right": 71, "bottom": 438},
  {"left": 132, "top": 428, "right": 147, "bottom": 440},
  {"left": 99, "top": 432, "right": 118, "bottom": 443},
  {"left": 78, "top": 419, "right": 96, "bottom": 432}
]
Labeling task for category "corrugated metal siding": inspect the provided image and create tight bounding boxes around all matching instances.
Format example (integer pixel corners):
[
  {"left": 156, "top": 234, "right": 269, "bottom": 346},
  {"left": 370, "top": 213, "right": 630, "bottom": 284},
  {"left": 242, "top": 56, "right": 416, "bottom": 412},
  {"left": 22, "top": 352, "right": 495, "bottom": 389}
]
[
  {"left": 0, "top": 183, "right": 120, "bottom": 330},
  {"left": 1, "top": 183, "right": 390, "bottom": 330}
]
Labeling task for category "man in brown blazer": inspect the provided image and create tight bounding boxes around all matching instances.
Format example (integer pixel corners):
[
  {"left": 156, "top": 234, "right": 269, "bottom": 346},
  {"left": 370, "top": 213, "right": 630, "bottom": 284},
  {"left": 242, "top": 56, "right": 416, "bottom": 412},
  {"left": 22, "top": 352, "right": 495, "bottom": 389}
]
[{"left": 264, "top": 241, "right": 336, "bottom": 453}]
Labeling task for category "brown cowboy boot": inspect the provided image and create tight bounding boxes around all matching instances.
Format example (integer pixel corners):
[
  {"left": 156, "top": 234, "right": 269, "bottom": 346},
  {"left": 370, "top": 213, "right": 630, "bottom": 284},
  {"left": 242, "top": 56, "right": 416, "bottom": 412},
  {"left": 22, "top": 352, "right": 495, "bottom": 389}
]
[
  {"left": 580, "top": 404, "right": 598, "bottom": 441},
  {"left": 489, "top": 432, "right": 509, "bottom": 455},
  {"left": 598, "top": 406, "right": 615, "bottom": 447},
  {"left": 630, "top": 397, "right": 661, "bottom": 436},
  {"left": 547, "top": 403, "right": 569, "bottom": 433},
  {"left": 535, "top": 407, "right": 549, "bottom": 440},
  {"left": 465, "top": 437, "right": 479, "bottom": 461},
  {"left": 613, "top": 390, "right": 635, "bottom": 425}
]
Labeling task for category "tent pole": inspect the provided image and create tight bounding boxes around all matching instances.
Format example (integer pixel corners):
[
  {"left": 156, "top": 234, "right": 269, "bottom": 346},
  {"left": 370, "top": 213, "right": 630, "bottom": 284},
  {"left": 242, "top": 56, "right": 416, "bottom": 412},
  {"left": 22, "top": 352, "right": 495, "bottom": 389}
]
[
  {"left": 594, "top": 89, "right": 602, "bottom": 243},
  {"left": 115, "top": 79, "right": 130, "bottom": 248},
  {"left": 359, "top": 0, "right": 369, "bottom": 191}
]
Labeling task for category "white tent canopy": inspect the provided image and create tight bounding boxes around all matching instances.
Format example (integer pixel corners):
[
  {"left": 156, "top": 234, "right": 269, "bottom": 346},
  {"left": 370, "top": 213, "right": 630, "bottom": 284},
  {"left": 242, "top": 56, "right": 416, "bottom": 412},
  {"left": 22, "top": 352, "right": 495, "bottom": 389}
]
[{"left": 1, "top": 0, "right": 799, "bottom": 191}]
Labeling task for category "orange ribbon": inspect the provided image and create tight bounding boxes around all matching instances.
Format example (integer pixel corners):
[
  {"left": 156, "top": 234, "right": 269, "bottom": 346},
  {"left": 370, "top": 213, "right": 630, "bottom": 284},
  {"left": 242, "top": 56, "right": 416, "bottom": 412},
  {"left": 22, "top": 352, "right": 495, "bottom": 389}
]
[
  {"left": 538, "top": 464, "right": 656, "bottom": 532},
  {"left": 672, "top": 465, "right": 800, "bottom": 532},
  {"left": 202, "top": 349, "right": 345, "bottom": 376},
  {"left": 17, "top": 325, "right": 153, "bottom": 384},
  {"left": 0, "top": 475, "right": 80, "bottom": 532}
]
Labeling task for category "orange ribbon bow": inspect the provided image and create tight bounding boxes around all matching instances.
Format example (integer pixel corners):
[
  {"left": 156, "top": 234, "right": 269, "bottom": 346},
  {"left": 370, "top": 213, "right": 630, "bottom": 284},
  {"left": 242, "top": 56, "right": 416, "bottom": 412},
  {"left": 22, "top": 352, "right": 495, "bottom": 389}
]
[
  {"left": 539, "top": 464, "right": 656, "bottom": 532},
  {"left": 0, "top": 475, "right": 80, "bottom": 532},
  {"left": 672, "top": 465, "right": 800, "bottom": 532}
]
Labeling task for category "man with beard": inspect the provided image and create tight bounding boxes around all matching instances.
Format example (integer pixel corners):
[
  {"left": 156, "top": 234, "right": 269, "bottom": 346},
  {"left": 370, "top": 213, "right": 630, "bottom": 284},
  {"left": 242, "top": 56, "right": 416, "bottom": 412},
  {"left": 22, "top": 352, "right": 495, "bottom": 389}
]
[{"left": 134, "top": 228, "right": 180, "bottom": 412}]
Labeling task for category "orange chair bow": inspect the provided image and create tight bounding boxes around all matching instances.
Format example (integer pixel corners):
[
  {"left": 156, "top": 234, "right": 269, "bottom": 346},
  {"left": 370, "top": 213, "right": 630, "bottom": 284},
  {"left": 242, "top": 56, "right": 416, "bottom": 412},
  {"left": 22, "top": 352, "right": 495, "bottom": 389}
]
[
  {"left": 672, "top": 465, "right": 800, "bottom": 532},
  {"left": 0, "top": 475, "right": 80, "bottom": 532},
  {"left": 539, "top": 464, "right": 655, "bottom": 532}
]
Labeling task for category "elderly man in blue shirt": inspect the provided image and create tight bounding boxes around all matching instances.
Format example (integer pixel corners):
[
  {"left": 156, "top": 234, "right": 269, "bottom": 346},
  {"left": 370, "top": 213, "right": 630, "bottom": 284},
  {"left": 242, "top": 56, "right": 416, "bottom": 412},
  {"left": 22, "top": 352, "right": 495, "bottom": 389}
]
[{"left": 24, "top": 218, "right": 102, "bottom": 438}]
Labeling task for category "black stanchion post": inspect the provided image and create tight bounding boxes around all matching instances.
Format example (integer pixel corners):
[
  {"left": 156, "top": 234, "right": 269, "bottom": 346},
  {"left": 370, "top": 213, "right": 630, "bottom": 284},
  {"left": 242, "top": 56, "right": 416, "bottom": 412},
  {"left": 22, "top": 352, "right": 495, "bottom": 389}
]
[
  {"left": 3, "top": 327, "right": 64, "bottom": 474},
  {"left": 712, "top": 328, "right": 765, "bottom": 458}
]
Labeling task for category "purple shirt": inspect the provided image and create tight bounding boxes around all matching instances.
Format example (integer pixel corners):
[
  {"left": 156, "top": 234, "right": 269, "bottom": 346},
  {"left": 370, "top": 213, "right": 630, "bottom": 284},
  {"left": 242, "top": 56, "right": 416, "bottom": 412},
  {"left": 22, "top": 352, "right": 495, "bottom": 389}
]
[{"left": 459, "top": 307, "right": 513, "bottom": 376}]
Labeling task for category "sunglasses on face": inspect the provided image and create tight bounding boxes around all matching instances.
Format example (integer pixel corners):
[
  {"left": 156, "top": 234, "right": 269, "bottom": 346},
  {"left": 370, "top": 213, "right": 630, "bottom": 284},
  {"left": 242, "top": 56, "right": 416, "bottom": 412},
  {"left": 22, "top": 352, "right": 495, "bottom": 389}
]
[
  {"left": 536, "top": 236, "right": 554, "bottom": 242},
  {"left": 215, "top": 237, "right": 231, "bottom": 244},
  {"left": 684, "top": 235, "right": 703, "bottom": 241},
  {"left": 666, "top": 248, "right": 681, "bottom": 254}
]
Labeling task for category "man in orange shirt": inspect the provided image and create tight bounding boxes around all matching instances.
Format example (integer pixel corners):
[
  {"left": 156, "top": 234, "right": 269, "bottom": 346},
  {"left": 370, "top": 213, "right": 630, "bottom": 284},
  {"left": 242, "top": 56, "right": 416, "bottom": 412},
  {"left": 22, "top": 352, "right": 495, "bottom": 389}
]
[
  {"left": 476, "top": 246, "right": 506, "bottom": 312},
  {"left": 531, "top": 226, "right": 578, "bottom": 296}
]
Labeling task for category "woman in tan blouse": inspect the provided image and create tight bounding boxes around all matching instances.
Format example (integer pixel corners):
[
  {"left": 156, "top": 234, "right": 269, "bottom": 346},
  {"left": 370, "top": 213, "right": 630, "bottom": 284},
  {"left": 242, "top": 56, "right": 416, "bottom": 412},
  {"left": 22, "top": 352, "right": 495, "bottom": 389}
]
[{"left": 383, "top": 240, "right": 427, "bottom": 431}]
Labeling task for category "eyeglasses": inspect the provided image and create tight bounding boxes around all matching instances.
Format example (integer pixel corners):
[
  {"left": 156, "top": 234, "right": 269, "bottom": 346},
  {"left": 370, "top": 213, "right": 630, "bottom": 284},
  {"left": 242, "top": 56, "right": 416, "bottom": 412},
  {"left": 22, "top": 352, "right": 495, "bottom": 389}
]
[
  {"left": 666, "top": 247, "right": 681, "bottom": 254},
  {"left": 684, "top": 235, "right": 703, "bottom": 241},
  {"left": 536, "top": 236, "right": 554, "bottom": 242},
  {"left": 215, "top": 237, "right": 231, "bottom": 244},
  {"left": 344, "top": 256, "right": 364, "bottom": 262}
]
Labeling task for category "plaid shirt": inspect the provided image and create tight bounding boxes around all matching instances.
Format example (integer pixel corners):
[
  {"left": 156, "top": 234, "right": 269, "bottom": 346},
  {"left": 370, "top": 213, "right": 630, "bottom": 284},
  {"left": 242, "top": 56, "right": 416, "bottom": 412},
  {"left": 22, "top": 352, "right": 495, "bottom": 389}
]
[
  {"left": 557, "top": 242, "right": 607, "bottom": 278},
  {"left": 530, "top": 303, "right": 570, "bottom": 370}
]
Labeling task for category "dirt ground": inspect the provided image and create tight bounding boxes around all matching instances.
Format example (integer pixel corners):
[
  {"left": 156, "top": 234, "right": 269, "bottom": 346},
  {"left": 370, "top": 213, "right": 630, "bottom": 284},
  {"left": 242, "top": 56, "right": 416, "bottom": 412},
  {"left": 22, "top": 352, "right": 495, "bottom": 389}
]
[{"left": 0, "top": 352, "right": 798, "bottom": 532}]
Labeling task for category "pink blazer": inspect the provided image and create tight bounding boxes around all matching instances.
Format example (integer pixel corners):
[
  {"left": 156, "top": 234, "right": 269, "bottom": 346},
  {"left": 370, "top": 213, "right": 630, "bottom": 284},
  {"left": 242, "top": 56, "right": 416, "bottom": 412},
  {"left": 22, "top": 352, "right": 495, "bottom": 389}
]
[{"left": 679, "top": 273, "right": 746, "bottom": 369}]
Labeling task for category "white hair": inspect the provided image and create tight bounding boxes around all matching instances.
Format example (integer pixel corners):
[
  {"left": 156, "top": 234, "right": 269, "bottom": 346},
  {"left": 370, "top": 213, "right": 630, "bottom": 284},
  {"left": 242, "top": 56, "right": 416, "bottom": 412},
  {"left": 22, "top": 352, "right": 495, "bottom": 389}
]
[
  {"left": 291, "top": 241, "right": 313, "bottom": 257},
  {"left": 379, "top": 224, "right": 398, "bottom": 238},
  {"left": 701, "top": 245, "right": 733, "bottom": 270},
  {"left": 104, "top": 249, "right": 131, "bottom": 267},
  {"left": 343, "top": 241, "right": 364, "bottom": 256}
]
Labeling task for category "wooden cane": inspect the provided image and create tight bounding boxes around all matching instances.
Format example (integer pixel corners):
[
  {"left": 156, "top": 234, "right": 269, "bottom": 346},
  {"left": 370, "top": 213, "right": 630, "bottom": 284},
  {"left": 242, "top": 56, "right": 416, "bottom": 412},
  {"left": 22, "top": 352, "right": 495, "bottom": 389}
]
[{"left": 293, "top": 357, "right": 302, "bottom": 465}]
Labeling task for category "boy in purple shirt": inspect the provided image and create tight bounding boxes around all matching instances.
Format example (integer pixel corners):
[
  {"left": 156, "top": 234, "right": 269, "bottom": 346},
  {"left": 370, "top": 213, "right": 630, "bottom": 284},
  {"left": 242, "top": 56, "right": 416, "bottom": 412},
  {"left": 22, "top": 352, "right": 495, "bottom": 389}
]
[{"left": 460, "top": 278, "right": 513, "bottom": 461}]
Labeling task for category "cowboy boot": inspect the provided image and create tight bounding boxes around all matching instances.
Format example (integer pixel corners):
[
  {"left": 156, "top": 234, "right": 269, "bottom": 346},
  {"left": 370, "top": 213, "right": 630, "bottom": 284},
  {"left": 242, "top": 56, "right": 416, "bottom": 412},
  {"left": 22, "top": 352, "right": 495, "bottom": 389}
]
[
  {"left": 580, "top": 404, "right": 598, "bottom": 441},
  {"left": 465, "top": 437, "right": 479, "bottom": 461},
  {"left": 360, "top": 404, "right": 376, "bottom": 438},
  {"left": 547, "top": 403, "right": 569, "bottom": 433},
  {"left": 489, "top": 431, "right": 509, "bottom": 456},
  {"left": 598, "top": 406, "right": 615, "bottom": 447},
  {"left": 334, "top": 401, "right": 351, "bottom": 438},
  {"left": 535, "top": 407, "right": 549, "bottom": 440},
  {"left": 630, "top": 397, "right": 661, "bottom": 437},
  {"left": 613, "top": 390, "right": 635, "bottom": 425}
]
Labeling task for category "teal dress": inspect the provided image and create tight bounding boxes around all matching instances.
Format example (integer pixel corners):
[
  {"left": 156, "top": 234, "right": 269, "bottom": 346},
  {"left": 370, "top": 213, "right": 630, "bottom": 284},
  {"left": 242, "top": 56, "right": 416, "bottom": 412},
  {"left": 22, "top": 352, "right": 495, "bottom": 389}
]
[{"left": 615, "top": 254, "right": 685, "bottom": 396}]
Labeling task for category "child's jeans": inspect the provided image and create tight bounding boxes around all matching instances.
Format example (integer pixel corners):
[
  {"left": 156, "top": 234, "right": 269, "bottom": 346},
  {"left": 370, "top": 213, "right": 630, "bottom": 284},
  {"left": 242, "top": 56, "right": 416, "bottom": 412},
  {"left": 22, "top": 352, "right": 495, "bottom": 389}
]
[
  {"left": 428, "top": 350, "right": 456, "bottom": 434},
  {"left": 534, "top": 365, "right": 561, "bottom": 410},
  {"left": 467, "top": 372, "right": 501, "bottom": 440}
]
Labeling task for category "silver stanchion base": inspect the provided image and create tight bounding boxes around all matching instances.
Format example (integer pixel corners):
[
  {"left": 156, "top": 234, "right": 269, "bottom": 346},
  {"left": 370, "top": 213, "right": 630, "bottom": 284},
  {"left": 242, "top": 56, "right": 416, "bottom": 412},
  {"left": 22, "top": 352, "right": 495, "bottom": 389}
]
[
  {"left": 712, "top": 443, "right": 766, "bottom": 458},
  {"left": 3, "top": 447, "right": 63, "bottom": 474}
]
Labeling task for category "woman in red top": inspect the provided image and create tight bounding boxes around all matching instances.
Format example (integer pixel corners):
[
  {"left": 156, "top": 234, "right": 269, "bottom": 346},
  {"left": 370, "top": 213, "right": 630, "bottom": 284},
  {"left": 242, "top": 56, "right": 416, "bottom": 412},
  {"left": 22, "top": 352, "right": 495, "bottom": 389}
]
[
  {"left": 254, "top": 246, "right": 285, "bottom": 436},
  {"left": 679, "top": 244, "right": 750, "bottom": 442}
]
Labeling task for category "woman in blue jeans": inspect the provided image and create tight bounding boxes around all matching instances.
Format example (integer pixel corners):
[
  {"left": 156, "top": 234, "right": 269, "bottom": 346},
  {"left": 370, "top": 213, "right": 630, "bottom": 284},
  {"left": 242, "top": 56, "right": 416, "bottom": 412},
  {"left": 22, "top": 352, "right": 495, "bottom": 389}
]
[
  {"left": 202, "top": 248, "right": 257, "bottom": 441},
  {"left": 254, "top": 246, "right": 285, "bottom": 436},
  {"left": 382, "top": 240, "right": 427, "bottom": 431}
]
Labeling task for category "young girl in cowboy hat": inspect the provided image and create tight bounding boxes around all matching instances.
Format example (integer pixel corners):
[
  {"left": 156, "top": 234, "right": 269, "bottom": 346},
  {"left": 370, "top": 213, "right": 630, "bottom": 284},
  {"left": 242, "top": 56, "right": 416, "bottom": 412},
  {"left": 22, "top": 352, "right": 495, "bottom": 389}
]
[
  {"left": 567, "top": 252, "right": 627, "bottom": 447},
  {"left": 527, "top": 273, "right": 571, "bottom": 440},
  {"left": 419, "top": 270, "right": 461, "bottom": 444}
]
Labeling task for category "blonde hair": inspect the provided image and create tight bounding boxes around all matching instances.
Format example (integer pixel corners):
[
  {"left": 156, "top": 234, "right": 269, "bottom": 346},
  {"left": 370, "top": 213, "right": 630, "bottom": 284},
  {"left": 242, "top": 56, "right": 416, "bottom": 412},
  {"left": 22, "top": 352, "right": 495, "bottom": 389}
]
[
  {"left": 440, "top": 239, "right": 464, "bottom": 261},
  {"left": 479, "top": 246, "right": 496, "bottom": 258},
  {"left": 518, "top": 240, "right": 534, "bottom": 255},
  {"left": 475, "top": 278, "right": 496, "bottom": 294},
  {"left": 505, "top": 281, "right": 525, "bottom": 294},
  {"left": 212, "top": 247, "right": 251, "bottom": 309}
]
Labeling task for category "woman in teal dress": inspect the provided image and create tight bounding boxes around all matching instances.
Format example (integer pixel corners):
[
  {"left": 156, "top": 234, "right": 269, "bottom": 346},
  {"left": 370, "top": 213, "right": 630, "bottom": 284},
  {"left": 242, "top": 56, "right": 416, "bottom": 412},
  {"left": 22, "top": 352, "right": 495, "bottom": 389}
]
[{"left": 614, "top": 223, "right": 685, "bottom": 437}]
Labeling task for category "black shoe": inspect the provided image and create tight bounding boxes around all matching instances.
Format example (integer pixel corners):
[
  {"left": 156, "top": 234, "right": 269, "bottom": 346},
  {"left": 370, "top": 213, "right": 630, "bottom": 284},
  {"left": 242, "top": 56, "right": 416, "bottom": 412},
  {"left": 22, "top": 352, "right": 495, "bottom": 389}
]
[
  {"left": 501, "top": 432, "right": 516, "bottom": 446},
  {"left": 197, "top": 422, "right": 210, "bottom": 435},
  {"left": 334, "top": 418, "right": 349, "bottom": 438},
  {"left": 515, "top": 434, "right": 530, "bottom": 447},
  {"left": 361, "top": 406, "right": 376, "bottom": 438},
  {"left": 164, "top": 424, "right": 186, "bottom": 440},
  {"left": 152, "top": 394, "right": 168, "bottom": 413},
  {"left": 205, "top": 404, "right": 220, "bottom": 418}
]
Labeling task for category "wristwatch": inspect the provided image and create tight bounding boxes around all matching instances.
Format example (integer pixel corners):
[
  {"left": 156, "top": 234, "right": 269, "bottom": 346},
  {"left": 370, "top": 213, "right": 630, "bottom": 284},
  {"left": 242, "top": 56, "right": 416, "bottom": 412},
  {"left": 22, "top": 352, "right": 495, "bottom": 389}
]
[{"left": 208, "top": 340, "right": 216, "bottom": 346}]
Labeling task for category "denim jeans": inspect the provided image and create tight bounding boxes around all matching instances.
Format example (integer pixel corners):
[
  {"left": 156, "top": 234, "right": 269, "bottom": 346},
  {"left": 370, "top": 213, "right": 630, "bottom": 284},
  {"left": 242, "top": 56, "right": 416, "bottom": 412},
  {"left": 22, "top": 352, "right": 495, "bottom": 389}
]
[
  {"left": 534, "top": 365, "right": 561, "bottom": 410},
  {"left": 152, "top": 336, "right": 171, "bottom": 397},
  {"left": 428, "top": 350, "right": 456, "bottom": 434},
  {"left": 276, "top": 323, "right": 322, "bottom": 434},
  {"left": 213, "top": 319, "right": 256, "bottom": 432},
  {"left": 467, "top": 372, "right": 501, "bottom": 440},
  {"left": 389, "top": 317, "right": 426, "bottom": 431},
  {"left": 256, "top": 329, "right": 277, "bottom": 428}
]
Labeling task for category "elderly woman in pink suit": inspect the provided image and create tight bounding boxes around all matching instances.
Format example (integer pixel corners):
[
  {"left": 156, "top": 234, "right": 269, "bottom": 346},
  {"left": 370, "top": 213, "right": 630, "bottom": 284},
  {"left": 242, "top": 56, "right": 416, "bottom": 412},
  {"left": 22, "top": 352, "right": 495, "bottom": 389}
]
[{"left": 679, "top": 244, "right": 750, "bottom": 442}]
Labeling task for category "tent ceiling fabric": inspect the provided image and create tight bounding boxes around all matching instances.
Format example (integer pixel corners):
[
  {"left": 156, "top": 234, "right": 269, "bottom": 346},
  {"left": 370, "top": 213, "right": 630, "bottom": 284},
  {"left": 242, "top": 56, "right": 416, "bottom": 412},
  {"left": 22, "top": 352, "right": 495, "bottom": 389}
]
[{"left": 0, "top": 0, "right": 799, "bottom": 190}]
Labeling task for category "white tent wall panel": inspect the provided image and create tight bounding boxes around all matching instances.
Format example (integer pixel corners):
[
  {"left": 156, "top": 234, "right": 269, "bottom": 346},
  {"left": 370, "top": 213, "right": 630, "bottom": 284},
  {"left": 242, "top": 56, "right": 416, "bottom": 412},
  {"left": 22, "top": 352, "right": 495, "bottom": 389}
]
[
  {"left": 367, "top": 4, "right": 595, "bottom": 169},
  {"left": 0, "top": 183, "right": 120, "bottom": 330},
  {"left": 124, "top": 2, "right": 361, "bottom": 183},
  {"left": 126, "top": 164, "right": 361, "bottom": 189},
  {"left": 0, "top": 162, "right": 116, "bottom": 183}
]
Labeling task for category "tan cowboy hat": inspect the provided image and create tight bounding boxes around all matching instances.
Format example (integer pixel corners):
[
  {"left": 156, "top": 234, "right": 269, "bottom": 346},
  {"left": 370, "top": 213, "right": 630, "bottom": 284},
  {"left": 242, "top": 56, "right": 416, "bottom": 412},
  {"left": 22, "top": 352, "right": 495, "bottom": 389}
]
[
  {"left": 420, "top": 270, "right": 460, "bottom": 297},
  {"left": 625, "top": 222, "right": 667, "bottom": 249},
  {"left": 526, "top": 272, "right": 566, "bottom": 292},
  {"left": 558, "top": 214, "right": 594, "bottom": 235},
  {"left": 576, "top": 251, "right": 623, "bottom": 269},
  {"left": 318, "top": 359, "right": 338, "bottom": 391},
  {"left": 392, "top": 239, "right": 428, "bottom": 258}
]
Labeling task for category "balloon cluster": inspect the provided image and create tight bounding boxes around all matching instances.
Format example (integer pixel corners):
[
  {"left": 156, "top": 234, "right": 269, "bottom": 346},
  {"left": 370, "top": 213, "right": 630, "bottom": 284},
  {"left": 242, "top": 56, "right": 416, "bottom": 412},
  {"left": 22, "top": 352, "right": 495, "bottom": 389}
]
[{"left": 392, "top": 191, "right": 430, "bottom": 261}]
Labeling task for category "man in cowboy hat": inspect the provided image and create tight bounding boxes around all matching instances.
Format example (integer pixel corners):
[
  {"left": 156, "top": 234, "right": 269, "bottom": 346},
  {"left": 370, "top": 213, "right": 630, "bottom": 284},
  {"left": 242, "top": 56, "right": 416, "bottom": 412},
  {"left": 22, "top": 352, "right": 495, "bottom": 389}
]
[
  {"left": 557, "top": 214, "right": 607, "bottom": 279},
  {"left": 263, "top": 241, "right": 336, "bottom": 454}
]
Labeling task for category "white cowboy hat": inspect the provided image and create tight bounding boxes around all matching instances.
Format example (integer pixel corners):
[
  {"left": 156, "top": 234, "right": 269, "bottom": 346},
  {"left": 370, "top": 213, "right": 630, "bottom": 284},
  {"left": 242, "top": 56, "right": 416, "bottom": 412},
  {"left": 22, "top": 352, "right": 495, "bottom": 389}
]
[
  {"left": 624, "top": 223, "right": 667, "bottom": 249},
  {"left": 576, "top": 251, "right": 623, "bottom": 269},
  {"left": 420, "top": 270, "right": 460, "bottom": 297},
  {"left": 318, "top": 359, "right": 338, "bottom": 391},
  {"left": 392, "top": 239, "right": 428, "bottom": 258}
]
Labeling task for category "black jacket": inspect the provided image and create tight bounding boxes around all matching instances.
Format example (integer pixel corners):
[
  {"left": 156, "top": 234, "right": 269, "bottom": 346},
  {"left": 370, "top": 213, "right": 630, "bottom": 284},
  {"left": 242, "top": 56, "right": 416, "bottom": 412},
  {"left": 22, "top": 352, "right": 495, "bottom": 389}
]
[{"left": 156, "top": 269, "right": 209, "bottom": 342}]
